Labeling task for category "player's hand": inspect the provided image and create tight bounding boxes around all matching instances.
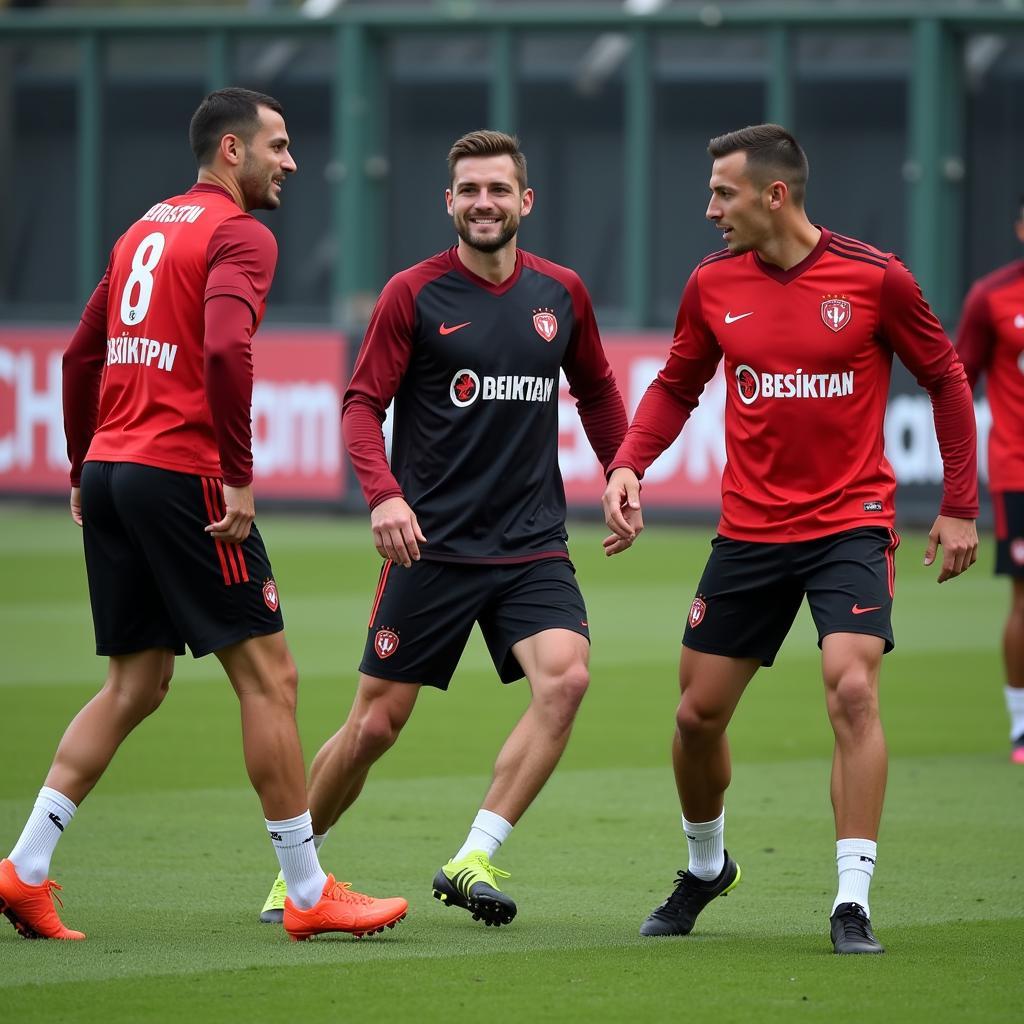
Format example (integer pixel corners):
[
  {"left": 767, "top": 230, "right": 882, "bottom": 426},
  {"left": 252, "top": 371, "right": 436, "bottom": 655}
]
[
  {"left": 370, "top": 496, "right": 426, "bottom": 568},
  {"left": 70, "top": 486, "right": 83, "bottom": 527},
  {"left": 923, "top": 514, "right": 978, "bottom": 583},
  {"left": 601, "top": 467, "right": 644, "bottom": 557},
  {"left": 205, "top": 483, "right": 255, "bottom": 544}
]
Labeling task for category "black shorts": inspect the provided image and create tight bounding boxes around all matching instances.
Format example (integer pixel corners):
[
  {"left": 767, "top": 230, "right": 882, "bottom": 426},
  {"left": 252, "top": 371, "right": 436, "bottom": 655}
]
[
  {"left": 682, "top": 527, "right": 900, "bottom": 667},
  {"left": 359, "top": 557, "right": 590, "bottom": 689},
  {"left": 81, "top": 462, "right": 284, "bottom": 658},
  {"left": 992, "top": 491, "right": 1024, "bottom": 578}
]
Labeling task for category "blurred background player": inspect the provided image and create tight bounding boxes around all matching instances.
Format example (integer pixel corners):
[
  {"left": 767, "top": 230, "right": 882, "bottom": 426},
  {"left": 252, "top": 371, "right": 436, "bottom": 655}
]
[
  {"left": 603, "top": 124, "right": 978, "bottom": 954},
  {"left": 259, "top": 129, "right": 627, "bottom": 928},
  {"left": 0, "top": 88, "right": 406, "bottom": 942},
  {"left": 955, "top": 197, "right": 1024, "bottom": 765}
]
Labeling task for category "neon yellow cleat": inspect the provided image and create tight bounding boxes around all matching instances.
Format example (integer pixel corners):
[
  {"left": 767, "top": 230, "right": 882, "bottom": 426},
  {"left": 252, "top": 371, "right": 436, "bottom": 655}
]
[
  {"left": 259, "top": 871, "right": 287, "bottom": 924},
  {"left": 431, "top": 850, "right": 516, "bottom": 926}
]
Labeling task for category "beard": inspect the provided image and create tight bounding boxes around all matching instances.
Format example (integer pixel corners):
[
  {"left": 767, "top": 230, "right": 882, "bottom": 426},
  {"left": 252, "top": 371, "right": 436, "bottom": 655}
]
[
  {"left": 454, "top": 214, "right": 518, "bottom": 254},
  {"left": 240, "top": 154, "right": 279, "bottom": 211}
]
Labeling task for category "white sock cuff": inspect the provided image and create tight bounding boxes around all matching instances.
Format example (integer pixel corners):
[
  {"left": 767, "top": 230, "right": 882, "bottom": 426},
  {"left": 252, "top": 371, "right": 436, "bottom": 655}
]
[
  {"left": 266, "top": 810, "right": 313, "bottom": 839},
  {"left": 682, "top": 810, "right": 724, "bottom": 838},
  {"left": 1005, "top": 685, "right": 1024, "bottom": 709},
  {"left": 38, "top": 787, "right": 78, "bottom": 820},
  {"left": 473, "top": 809, "right": 513, "bottom": 844},
  {"left": 313, "top": 832, "right": 329, "bottom": 850},
  {"left": 836, "top": 838, "right": 877, "bottom": 864}
]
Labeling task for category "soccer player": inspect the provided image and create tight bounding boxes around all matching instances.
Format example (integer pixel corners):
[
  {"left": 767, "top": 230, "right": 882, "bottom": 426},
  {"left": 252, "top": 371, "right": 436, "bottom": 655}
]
[
  {"left": 602, "top": 124, "right": 978, "bottom": 954},
  {"left": 258, "top": 129, "right": 627, "bottom": 928},
  {"left": 955, "top": 197, "right": 1024, "bottom": 765},
  {"left": 0, "top": 88, "right": 406, "bottom": 942}
]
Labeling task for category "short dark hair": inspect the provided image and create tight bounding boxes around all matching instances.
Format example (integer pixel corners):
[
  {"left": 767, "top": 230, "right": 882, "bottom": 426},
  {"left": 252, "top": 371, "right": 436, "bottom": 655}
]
[
  {"left": 447, "top": 130, "right": 528, "bottom": 192},
  {"left": 707, "top": 123, "right": 809, "bottom": 205},
  {"left": 189, "top": 87, "right": 284, "bottom": 167}
]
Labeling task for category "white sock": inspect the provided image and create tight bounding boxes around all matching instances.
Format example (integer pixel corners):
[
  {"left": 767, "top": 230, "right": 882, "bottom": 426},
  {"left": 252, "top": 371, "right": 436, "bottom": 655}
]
[
  {"left": 832, "top": 838, "right": 877, "bottom": 917},
  {"left": 682, "top": 811, "right": 725, "bottom": 881},
  {"left": 8, "top": 787, "right": 78, "bottom": 886},
  {"left": 1005, "top": 685, "right": 1024, "bottom": 740},
  {"left": 266, "top": 811, "right": 327, "bottom": 910},
  {"left": 454, "top": 809, "right": 513, "bottom": 861},
  {"left": 313, "top": 831, "right": 328, "bottom": 851}
]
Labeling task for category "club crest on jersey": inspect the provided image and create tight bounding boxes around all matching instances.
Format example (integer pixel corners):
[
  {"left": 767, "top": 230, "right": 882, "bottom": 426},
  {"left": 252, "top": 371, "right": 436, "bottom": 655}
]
[
  {"left": 533, "top": 308, "right": 558, "bottom": 342},
  {"left": 450, "top": 368, "right": 481, "bottom": 407},
  {"left": 262, "top": 579, "right": 279, "bottom": 612},
  {"left": 735, "top": 364, "right": 760, "bottom": 405},
  {"left": 821, "top": 296, "right": 852, "bottom": 333},
  {"left": 1012, "top": 539, "right": 1024, "bottom": 567},
  {"left": 374, "top": 628, "right": 400, "bottom": 659},
  {"left": 688, "top": 596, "right": 706, "bottom": 628}
]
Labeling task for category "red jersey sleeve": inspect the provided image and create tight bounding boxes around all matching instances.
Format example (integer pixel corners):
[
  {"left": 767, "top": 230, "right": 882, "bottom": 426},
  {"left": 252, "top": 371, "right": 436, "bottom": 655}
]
[
  {"left": 953, "top": 281, "right": 996, "bottom": 392},
  {"left": 610, "top": 268, "right": 722, "bottom": 477},
  {"left": 879, "top": 258, "right": 979, "bottom": 518},
  {"left": 204, "top": 295, "right": 256, "bottom": 487},
  {"left": 342, "top": 274, "right": 417, "bottom": 509},
  {"left": 205, "top": 216, "right": 277, "bottom": 321},
  {"left": 560, "top": 274, "right": 628, "bottom": 472},
  {"left": 63, "top": 266, "right": 111, "bottom": 485}
]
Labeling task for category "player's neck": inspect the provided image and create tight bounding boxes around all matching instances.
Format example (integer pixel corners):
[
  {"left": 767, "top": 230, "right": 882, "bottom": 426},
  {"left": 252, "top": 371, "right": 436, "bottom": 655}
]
[
  {"left": 755, "top": 218, "right": 821, "bottom": 271},
  {"left": 456, "top": 240, "right": 518, "bottom": 285},
  {"left": 196, "top": 169, "right": 247, "bottom": 212}
]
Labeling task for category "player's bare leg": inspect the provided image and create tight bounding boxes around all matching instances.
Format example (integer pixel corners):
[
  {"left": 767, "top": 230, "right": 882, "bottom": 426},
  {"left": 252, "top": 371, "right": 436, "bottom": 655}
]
[
  {"left": 45, "top": 649, "right": 176, "bottom": 804},
  {"left": 1, "top": 649, "right": 173, "bottom": 940},
  {"left": 306, "top": 674, "right": 421, "bottom": 832},
  {"left": 432, "top": 628, "right": 589, "bottom": 926},
  {"left": 821, "top": 631, "right": 887, "bottom": 953},
  {"left": 639, "top": 649, "right": 755, "bottom": 937},
  {"left": 1004, "top": 579, "right": 1024, "bottom": 763},
  {"left": 221, "top": 635, "right": 408, "bottom": 936}
]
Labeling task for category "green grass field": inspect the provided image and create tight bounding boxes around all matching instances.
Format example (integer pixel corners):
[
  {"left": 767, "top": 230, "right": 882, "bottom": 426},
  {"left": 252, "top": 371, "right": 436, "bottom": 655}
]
[{"left": 1, "top": 506, "right": 1021, "bottom": 1022}]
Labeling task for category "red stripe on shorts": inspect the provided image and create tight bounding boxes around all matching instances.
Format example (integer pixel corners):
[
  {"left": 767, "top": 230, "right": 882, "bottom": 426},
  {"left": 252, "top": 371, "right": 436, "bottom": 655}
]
[
  {"left": 368, "top": 561, "right": 392, "bottom": 627},
  {"left": 993, "top": 492, "right": 1008, "bottom": 541},
  {"left": 885, "top": 527, "right": 900, "bottom": 599},
  {"left": 207, "top": 478, "right": 249, "bottom": 584},
  {"left": 201, "top": 476, "right": 233, "bottom": 585}
]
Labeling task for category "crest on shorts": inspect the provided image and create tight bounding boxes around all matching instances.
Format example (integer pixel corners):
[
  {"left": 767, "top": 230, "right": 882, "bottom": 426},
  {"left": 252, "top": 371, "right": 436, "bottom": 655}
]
[
  {"left": 533, "top": 309, "right": 558, "bottom": 342},
  {"left": 262, "top": 579, "right": 279, "bottom": 612},
  {"left": 374, "top": 628, "right": 400, "bottom": 659},
  {"left": 688, "top": 596, "right": 706, "bottom": 628},
  {"left": 821, "top": 296, "right": 852, "bottom": 333},
  {"left": 1011, "top": 539, "right": 1024, "bottom": 567}
]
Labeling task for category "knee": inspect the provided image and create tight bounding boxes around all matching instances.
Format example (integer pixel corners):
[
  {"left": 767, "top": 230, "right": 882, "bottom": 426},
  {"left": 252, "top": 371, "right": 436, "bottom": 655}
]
[
  {"left": 828, "top": 670, "right": 878, "bottom": 728},
  {"left": 536, "top": 663, "right": 589, "bottom": 730},
  {"left": 675, "top": 694, "right": 724, "bottom": 743},
  {"left": 352, "top": 703, "right": 403, "bottom": 760}
]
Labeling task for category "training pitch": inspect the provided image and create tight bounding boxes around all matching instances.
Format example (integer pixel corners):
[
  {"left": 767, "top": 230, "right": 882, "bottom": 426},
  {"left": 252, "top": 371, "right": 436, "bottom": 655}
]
[{"left": 0, "top": 507, "right": 1021, "bottom": 1022}]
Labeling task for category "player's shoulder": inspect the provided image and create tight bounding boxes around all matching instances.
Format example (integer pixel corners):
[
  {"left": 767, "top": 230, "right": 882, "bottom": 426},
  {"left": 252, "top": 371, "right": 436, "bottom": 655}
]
[
  {"left": 824, "top": 230, "right": 892, "bottom": 271},
  {"left": 966, "top": 258, "right": 1024, "bottom": 300},
  {"left": 388, "top": 248, "right": 457, "bottom": 298},
  {"left": 518, "top": 249, "right": 583, "bottom": 291},
  {"left": 693, "top": 247, "right": 743, "bottom": 285}
]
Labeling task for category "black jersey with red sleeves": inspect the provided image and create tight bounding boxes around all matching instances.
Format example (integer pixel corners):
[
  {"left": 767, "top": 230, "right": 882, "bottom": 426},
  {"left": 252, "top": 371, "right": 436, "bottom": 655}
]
[
  {"left": 343, "top": 246, "right": 626, "bottom": 563},
  {"left": 611, "top": 228, "right": 978, "bottom": 541}
]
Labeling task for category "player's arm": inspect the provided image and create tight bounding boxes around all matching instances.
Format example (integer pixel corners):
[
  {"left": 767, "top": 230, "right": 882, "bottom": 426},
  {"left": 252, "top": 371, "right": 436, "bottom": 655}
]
[
  {"left": 953, "top": 281, "right": 996, "bottom": 392},
  {"left": 602, "top": 269, "right": 721, "bottom": 555},
  {"left": 880, "top": 258, "right": 979, "bottom": 582},
  {"left": 342, "top": 276, "right": 424, "bottom": 567},
  {"left": 62, "top": 264, "right": 111, "bottom": 526},
  {"left": 203, "top": 217, "right": 277, "bottom": 543}
]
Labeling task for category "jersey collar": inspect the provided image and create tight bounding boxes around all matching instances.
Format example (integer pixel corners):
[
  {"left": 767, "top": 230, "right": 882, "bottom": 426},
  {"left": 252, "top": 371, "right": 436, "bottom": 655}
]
[
  {"left": 753, "top": 226, "right": 832, "bottom": 285},
  {"left": 448, "top": 246, "right": 523, "bottom": 295}
]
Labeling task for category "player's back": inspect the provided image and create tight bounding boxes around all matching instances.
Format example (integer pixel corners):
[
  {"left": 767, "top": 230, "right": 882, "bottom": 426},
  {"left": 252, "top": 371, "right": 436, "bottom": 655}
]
[{"left": 86, "top": 184, "right": 260, "bottom": 478}]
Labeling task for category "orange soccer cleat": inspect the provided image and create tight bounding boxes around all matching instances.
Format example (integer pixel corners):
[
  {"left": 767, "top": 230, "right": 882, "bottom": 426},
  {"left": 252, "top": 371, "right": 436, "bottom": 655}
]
[
  {"left": 0, "top": 858, "right": 86, "bottom": 940},
  {"left": 283, "top": 874, "right": 407, "bottom": 942}
]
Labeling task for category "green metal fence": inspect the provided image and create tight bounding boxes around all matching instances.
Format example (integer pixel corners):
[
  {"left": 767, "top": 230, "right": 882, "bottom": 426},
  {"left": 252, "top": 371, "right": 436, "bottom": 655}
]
[{"left": 2, "top": 3, "right": 1023, "bottom": 327}]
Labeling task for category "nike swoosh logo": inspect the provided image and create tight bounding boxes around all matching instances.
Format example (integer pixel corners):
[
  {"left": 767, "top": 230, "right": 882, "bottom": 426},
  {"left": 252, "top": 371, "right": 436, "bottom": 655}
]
[
  {"left": 439, "top": 321, "right": 471, "bottom": 335},
  {"left": 851, "top": 604, "right": 882, "bottom": 615},
  {"left": 724, "top": 311, "right": 754, "bottom": 324}
]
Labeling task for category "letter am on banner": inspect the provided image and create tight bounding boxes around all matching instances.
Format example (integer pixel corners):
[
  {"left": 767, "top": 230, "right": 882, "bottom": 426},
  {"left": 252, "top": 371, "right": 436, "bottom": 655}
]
[{"left": 0, "top": 328, "right": 348, "bottom": 499}]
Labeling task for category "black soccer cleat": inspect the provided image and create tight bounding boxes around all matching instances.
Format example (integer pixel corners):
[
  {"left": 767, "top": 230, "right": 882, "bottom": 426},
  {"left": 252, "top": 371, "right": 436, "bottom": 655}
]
[
  {"left": 639, "top": 852, "right": 741, "bottom": 937},
  {"left": 830, "top": 902, "right": 885, "bottom": 954},
  {"left": 431, "top": 851, "right": 517, "bottom": 927}
]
